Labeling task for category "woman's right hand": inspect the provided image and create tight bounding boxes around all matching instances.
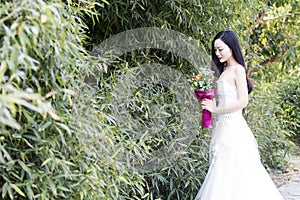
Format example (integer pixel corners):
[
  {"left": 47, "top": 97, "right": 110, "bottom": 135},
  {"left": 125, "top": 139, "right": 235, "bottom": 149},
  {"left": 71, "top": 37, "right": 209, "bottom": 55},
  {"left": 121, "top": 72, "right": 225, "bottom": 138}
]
[{"left": 200, "top": 98, "right": 218, "bottom": 113}]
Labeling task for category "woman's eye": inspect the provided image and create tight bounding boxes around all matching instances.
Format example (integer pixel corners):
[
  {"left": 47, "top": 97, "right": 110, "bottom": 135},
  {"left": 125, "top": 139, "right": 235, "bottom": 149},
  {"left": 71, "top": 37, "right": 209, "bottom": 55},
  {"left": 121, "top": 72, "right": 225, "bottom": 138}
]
[{"left": 219, "top": 49, "right": 223, "bottom": 51}]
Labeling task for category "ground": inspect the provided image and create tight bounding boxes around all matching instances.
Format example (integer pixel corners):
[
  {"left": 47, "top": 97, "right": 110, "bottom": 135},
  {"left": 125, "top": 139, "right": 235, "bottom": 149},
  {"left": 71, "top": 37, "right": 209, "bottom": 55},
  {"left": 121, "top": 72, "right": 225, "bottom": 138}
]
[{"left": 272, "top": 136, "right": 300, "bottom": 187}]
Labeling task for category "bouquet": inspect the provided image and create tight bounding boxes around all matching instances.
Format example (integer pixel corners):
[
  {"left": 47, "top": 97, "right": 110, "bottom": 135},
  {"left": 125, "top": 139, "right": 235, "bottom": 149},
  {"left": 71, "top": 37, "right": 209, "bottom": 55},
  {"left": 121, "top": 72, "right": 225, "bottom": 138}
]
[{"left": 189, "top": 70, "right": 217, "bottom": 128}]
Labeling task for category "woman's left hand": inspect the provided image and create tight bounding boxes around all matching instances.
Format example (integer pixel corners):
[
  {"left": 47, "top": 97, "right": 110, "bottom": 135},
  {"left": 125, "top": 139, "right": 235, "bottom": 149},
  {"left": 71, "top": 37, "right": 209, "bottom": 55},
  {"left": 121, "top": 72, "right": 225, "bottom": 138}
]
[{"left": 201, "top": 99, "right": 217, "bottom": 113}]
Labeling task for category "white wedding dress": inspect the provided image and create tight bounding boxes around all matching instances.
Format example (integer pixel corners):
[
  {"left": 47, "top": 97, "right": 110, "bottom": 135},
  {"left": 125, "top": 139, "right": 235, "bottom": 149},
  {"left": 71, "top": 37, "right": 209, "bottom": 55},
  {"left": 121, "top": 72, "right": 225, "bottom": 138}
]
[{"left": 195, "top": 79, "right": 284, "bottom": 200}]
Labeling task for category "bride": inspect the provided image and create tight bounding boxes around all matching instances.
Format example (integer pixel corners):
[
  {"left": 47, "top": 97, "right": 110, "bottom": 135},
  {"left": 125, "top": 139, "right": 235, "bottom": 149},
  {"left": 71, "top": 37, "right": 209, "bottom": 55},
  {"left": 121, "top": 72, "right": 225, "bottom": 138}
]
[{"left": 195, "top": 30, "right": 284, "bottom": 200}]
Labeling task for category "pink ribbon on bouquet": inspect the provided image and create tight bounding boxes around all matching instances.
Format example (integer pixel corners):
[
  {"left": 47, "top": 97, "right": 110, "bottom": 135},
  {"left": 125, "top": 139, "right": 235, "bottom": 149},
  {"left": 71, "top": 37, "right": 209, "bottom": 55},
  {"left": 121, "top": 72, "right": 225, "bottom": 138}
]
[{"left": 194, "top": 88, "right": 217, "bottom": 128}]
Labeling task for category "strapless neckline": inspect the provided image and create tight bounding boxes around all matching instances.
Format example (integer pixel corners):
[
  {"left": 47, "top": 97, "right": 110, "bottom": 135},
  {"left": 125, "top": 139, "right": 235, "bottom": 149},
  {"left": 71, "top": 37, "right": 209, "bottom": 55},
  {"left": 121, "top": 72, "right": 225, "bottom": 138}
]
[{"left": 217, "top": 79, "right": 236, "bottom": 87}]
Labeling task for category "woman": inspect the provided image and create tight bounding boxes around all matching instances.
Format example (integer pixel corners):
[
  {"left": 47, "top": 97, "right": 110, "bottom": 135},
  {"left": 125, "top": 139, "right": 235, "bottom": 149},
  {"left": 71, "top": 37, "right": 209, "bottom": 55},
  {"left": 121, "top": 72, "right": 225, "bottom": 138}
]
[{"left": 195, "top": 30, "right": 284, "bottom": 200}]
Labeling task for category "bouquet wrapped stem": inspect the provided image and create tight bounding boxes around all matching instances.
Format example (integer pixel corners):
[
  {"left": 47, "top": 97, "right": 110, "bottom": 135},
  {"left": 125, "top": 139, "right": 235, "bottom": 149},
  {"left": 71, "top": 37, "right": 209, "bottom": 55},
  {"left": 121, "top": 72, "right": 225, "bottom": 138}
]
[
  {"left": 194, "top": 88, "right": 217, "bottom": 128},
  {"left": 188, "top": 70, "right": 217, "bottom": 129}
]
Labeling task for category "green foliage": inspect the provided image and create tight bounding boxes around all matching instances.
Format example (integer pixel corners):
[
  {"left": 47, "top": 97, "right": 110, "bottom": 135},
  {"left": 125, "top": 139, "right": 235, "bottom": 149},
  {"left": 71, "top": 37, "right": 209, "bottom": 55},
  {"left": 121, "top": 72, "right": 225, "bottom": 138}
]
[
  {"left": 276, "top": 73, "right": 300, "bottom": 138},
  {"left": 0, "top": 0, "right": 96, "bottom": 199},
  {"left": 245, "top": 0, "right": 299, "bottom": 82},
  {"left": 244, "top": 83, "right": 291, "bottom": 171},
  {"left": 85, "top": 60, "right": 211, "bottom": 199}
]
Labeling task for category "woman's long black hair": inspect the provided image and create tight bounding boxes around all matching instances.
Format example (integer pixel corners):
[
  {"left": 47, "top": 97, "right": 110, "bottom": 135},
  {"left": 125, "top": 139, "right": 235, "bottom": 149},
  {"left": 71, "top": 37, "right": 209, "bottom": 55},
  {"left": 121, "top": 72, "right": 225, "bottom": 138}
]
[{"left": 211, "top": 30, "right": 253, "bottom": 94}]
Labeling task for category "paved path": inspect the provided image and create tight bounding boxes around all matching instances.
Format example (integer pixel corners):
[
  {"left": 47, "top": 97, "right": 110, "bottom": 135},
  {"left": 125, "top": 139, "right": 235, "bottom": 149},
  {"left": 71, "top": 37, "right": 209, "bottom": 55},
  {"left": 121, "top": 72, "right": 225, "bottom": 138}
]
[
  {"left": 279, "top": 155, "right": 300, "bottom": 200},
  {"left": 279, "top": 177, "right": 300, "bottom": 200}
]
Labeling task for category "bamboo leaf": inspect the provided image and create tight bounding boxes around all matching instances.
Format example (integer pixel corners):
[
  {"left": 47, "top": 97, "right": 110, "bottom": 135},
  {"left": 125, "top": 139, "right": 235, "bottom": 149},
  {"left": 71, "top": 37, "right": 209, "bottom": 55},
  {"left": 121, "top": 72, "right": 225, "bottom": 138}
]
[
  {"left": 2, "top": 182, "right": 8, "bottom": 199},
  {"left": 18, "top": 160, "right": 31, "bottom": 175},
  {"left": 10, "top": 183, "right": 26, "bottom": 197},
  {"left": 41, "top": 158, "right": 52, "bottom": 167}
]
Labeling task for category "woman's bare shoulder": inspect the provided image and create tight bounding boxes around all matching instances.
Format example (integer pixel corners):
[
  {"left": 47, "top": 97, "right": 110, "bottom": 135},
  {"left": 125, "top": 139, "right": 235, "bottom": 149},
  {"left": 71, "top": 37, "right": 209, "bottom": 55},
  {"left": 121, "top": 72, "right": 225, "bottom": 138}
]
[
  {"left": 232, "top": 65, "right": 246, "bottom": 74},
  {"left": 231, "top": 64, "right": 245, "bottom": 70}
]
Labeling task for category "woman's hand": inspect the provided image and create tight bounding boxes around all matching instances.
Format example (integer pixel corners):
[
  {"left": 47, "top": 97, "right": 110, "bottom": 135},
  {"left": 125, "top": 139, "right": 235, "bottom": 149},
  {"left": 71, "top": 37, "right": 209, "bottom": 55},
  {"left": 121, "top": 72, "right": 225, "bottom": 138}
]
[{"left": 201, "top": 98, "right": 217, "bottom": 113}]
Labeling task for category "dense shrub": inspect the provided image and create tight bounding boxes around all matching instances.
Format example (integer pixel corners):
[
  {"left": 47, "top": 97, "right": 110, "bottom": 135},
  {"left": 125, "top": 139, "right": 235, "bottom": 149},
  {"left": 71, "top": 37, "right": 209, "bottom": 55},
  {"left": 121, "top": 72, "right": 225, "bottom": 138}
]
[
  {"left": 244, "top": 82, "right": 291, "bottom": 171},
  {"left": 0, "top": 0, "right": 102, "bottom": 199},
  {"left": 85, "top": 59, "right": 212, "bottom": 199},
  {"left": 276, "top": 76, "right": 300, "bottom": 139},
  {"left": 0, "top": 0, "right": 209, "bottom": 199}
]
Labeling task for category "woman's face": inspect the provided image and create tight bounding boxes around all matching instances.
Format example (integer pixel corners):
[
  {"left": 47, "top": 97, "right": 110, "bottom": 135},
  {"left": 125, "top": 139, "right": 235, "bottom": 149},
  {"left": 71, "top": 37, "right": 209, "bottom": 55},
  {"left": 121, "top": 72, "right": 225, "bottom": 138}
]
[{"left": 214, "top": 39, "right": 232, "bottom": 63}]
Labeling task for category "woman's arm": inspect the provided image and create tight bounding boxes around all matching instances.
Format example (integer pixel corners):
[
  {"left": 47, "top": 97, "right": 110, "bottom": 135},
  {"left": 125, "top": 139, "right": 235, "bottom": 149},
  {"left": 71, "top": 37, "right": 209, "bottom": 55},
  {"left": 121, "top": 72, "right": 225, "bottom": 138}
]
[{"left": 201, "top": 66, "right": 249, "bottom": 114}]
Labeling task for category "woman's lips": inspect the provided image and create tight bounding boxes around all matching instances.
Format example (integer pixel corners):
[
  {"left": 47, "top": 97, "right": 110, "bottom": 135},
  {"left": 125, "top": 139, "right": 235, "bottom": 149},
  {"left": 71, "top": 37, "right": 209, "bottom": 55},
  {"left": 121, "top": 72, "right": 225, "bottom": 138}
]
[{"left": 218, "top": 57, "right": 222, "bottom": 60}]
